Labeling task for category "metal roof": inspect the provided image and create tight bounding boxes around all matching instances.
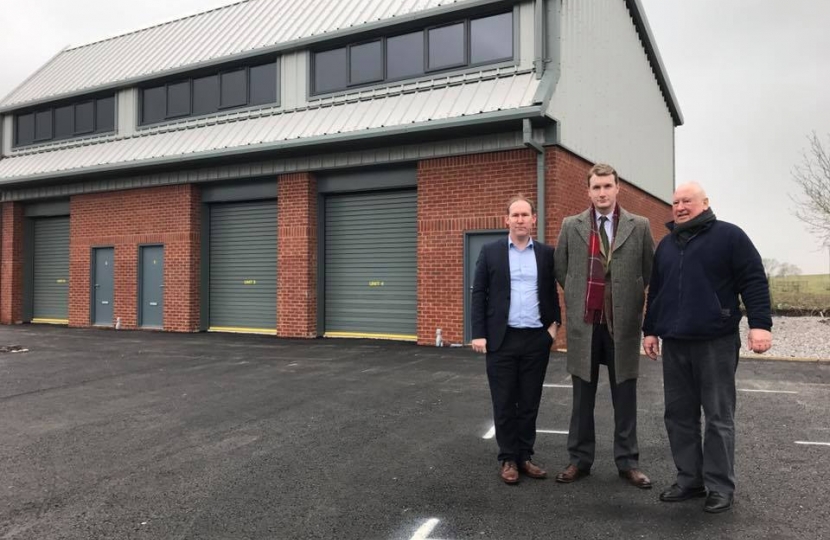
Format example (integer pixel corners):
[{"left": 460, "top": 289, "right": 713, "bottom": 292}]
[
  {"left": 0, "top": 0, "right": 512, "bottom": 110},
  {"left": 0, "top": 68, "right": 541, "bottom": 184}
]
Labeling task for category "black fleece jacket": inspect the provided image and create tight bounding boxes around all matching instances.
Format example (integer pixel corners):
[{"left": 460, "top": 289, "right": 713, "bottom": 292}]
[{"left": 642, "top": 219, "right": 772, "bottom": 340}]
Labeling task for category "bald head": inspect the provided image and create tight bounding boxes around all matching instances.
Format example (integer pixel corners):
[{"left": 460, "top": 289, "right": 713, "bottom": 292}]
[{"left": 672, "top": 182, "right": 710, "bottom": 224}]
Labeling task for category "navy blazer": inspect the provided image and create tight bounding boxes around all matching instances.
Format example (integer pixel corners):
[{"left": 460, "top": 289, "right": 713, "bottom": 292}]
[{"left": 471, "top": 237, "right": 561, "bottom": 352}]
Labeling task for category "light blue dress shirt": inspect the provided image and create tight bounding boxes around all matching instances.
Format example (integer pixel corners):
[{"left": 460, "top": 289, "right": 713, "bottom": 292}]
[{"left": 507, "top": 237, "right": 542, "bottom": 328}]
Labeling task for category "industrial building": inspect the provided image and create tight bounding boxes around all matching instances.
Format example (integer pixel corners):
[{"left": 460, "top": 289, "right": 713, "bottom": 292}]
[{"left": 0, "top": 0, "right": 681, "bottom": 345}]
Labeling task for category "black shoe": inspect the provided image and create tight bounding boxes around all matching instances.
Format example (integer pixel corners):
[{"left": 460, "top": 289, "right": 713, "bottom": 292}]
[
  {"left": 659, "top": 483, "right": 707, "bottom": 502},
  {"left": 704, "top": 491, "right": 733, "bottom": 513}
]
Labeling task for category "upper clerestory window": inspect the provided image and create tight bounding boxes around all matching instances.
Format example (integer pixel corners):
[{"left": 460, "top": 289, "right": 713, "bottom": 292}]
[
  {"left": 14, "top": 95, "right": 115, "bottom": 148},
  {"left": 140, "top": 59, "right": 278, "bottom": 126},
  {"left": 312, "top": 11, "right": 514, "bottom": 96}
]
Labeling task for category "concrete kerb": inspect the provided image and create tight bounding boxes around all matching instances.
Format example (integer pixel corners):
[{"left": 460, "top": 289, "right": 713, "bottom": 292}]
[{"left": 553, "top": 348, "right": 830, "bottom": 364}]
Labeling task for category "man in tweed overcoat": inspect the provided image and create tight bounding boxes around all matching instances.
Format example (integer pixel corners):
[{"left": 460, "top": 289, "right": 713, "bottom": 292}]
[{"left": 553, "top": 163, "right": 655, "bottom": 488}]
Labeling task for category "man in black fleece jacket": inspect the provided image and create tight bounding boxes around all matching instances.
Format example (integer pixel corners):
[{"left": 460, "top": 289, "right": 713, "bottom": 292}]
[{"left": 642, "top": 182, "right": 772, "bottom": 514}]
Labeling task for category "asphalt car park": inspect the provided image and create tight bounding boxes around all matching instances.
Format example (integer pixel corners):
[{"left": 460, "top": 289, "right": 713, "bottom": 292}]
[{"left": 1, "top": 325, "right": 828, "bottom": 539}]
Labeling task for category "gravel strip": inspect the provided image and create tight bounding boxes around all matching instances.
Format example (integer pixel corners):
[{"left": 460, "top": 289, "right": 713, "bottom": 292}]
[{"left": 739, "top": 316, "right": 830, "bottom": 360}]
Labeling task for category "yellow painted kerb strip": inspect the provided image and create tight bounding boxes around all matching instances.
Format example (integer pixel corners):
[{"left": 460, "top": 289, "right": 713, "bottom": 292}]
[
  {"left": 208, "top": 326, "right": 277, "bottom": 335},
  {"left": 324, "top": 331, "right": 417, "bottom": 342},
  {"left": 31, "top": 318, "right": 68, "bottom": 325}
]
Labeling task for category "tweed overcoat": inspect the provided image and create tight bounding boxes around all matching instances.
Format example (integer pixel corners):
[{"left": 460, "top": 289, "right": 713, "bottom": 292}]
[{"left": 554, "top": 207, "right": 654, "bottom": 382}]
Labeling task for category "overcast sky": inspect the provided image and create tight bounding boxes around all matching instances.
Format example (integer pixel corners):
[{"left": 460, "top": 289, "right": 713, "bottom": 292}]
[{"left": 1, "top": 0, "right": 828, "bottom": 274}]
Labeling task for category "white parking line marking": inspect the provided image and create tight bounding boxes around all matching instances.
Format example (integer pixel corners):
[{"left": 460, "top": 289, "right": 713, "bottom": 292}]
[
  {"left": 795, "top": 441, "right": 830, "bottom": 447},
  {"left": 543, "top": 384, "right": 571, "bottom": 388},
  {"left": 738, "top": 389, "right": 798, "bottom": 394},
  {"left": 411, "top": 518, "right": 440, "bottom": 540},
  {"left": 482, "top": 426, "right": 496, "bottom": 439},
  {"left": 537, "top": 429, "right": 569, "bottom": 435}
]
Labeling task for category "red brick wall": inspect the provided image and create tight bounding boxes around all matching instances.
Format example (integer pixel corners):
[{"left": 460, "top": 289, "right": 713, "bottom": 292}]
[
  {"left": 417, "top": 149, "right": 538, "bottom": 345},
  {"left": 0, "top": 202, "right": 25, "bottom": 324},
  {"left": 69, "top": 184, "right": 200, "bottom": 331},
  {"left": 277, "top": 173, "right": 317, "bottom": 338},
  {"left": 416, "top": 147, "right": 670, "bottom": 347}
]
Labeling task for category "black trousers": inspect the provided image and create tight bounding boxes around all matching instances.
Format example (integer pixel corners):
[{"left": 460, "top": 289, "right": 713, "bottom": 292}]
[
  {"left": 567, "top": 323, "right": 639, "bottom": 471},
  {"left": 662, "top": 333, "right": 740, "bottom": 495},
  {"left": 486, "top": 327, "right": 552, "bottom": 463}
]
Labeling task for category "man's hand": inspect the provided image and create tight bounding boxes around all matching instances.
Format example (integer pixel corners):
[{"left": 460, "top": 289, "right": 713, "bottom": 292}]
[
  {"left": 747, "top": 328, "right": 772, "bottom": 354},
  {"left": 547, "top": 324, "right": 559, "bottom": 342},
  {"left": 643, "top": 335, "right": 660, "bottom": 360},
  {"left": 471, "top": 338, "right": 487, "bottom": 354}
]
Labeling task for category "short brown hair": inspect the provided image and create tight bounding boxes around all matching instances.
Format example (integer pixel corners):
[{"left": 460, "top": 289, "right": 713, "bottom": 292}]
[
  {"left": 506, "top": 194, "right": 536, "bottom": 215},
  {"left": 587, "top": 163, "right": 618, "bottom": 185}
]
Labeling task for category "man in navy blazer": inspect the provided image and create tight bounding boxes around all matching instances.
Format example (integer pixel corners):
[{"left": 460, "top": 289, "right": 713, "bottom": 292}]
[{"left": 471, "top": 195, "right": 562, "bottom": 484}]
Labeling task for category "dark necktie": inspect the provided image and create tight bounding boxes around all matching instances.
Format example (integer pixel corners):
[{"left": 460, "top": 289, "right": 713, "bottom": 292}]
[{"left": 599, "top": 216, "right": 610, "bottom": 256}]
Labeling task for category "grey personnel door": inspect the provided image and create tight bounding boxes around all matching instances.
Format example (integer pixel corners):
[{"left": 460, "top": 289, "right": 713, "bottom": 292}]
[
  {"left": 324, "top": 190, "right": 416, "bottom": 340},
  {"left": 139, "top": 245, "right": 164, "bottom": 328},
  {"left": 208, "top": 200, "right": 278, "bottom": 332},
  {"left": 32, "top": 216, "right": 70, "bottom": 323},
  {"left": 464, "top": 231, "right": 506, "bottom": 343},
  {"left": 92, "top": 247, "right": 114, "bottom": 325}
]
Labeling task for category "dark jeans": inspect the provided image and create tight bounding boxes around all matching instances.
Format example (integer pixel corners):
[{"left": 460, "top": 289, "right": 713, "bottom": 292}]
[
  {"left": 486, "top": 327, "right": 552, "bottom": 463},
  {"left": 567, "top": 323, "right": 639, "bottom": 471},
  {"left": 662, "top": 333, "right": 740, "bottom": 495}
]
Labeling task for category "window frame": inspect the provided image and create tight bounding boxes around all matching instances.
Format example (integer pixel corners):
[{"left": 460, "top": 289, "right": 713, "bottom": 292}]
[
  {"left": 12, "top": 94, "right": 116, "bottom": 149},
  {"left": 137, "top": 57, "right": 279, "bottom": 127},
  {"left": 347, "top": 39, "right": 385, "bottom": 86},
  {"left": 310, "top": 9, "right": 515, "bottom": 97}
]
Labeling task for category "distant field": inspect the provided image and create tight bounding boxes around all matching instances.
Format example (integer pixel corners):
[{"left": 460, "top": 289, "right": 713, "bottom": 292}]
[{"left": 768, "top": 274, "right": 830, "bottom": 314}]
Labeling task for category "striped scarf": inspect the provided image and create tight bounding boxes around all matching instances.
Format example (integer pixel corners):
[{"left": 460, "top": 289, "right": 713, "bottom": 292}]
[{"left": 584, "top": 206, "right": 619, "bottom": 324}]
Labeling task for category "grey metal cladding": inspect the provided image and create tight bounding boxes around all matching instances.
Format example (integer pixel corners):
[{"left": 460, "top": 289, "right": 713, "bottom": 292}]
[
  {"left": 324, "top": 189, "right": 416, "bottom": 336},
  {"left": 316, "top": 166, "right": 416, "bottom": 193},
  {"left": 32, "top": 216, "right": 70, "bottom": 320},
  {"left": 0, "top": 68, "right": 540, "bottom": 183},
  {"left": 208, "top": 200, "right": 278, "bottom": 330},
  {"left": 1, "top": 130, "right": 528, "bottom": 202},
  {"left": 201, "top": 178, "right": 279, "bottom": 202},
  {"left": 25, "top": 200, "right": 70, "bottom": 217}
]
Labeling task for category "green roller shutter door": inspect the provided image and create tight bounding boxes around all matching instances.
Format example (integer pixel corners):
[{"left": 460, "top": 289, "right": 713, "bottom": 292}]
[
  {"left": 209, "top": 200, "right": 277, "bottom": 332},
  {"left": 325, "top": 190, "right": 416, "bottom": 340},
  {"left": 32, "top": 216, "right": 70, "bottom": 322}
]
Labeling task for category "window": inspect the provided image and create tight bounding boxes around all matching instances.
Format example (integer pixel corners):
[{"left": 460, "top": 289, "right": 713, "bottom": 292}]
[
  {"left": 96, "top": 97, "right": 115, "bottom": 133},
  {"left": 13, "top": 95, "right": 116, "bottom": 147},
  {"left": 312, "top": 11, "right": 513, "bottom": 95},
  {"left": 314, "top": 48, "right": 348, "bottom": 94},
  {"left": 54, "top": 105, "right": 74, "bottom": 139},
  {"left": 220, "top": 69, "right": 247, "bottom": 109},
  {"left": 470, "top": 13, "right": 513, "bottom": 64},
  {"left": 74, "top": 101, "right": 95, "bottom": 134},
  {"left": 142, "top": 86, "right": 166, "bottom": 124},
  {"left": 34, "top": 110, "right": 52, "bottom": 141},
  {"left": 350, "top": 40, "right": 383, "bottom": 85},
  {"left": 138, "top": 59, "right": 277, "bottom": 125},
  {"left": 193, "top": 75, "right": 220, "bottom": 116},
  {"left": 387, "top": 32, "right": 424, "bottom": 81},
  {"left": 16, "top": 114, "right": 34, "bottom": 146},
  {"left": 249, "top": 63, "right": 277, "bottom": 106},
  {"left": 167, "top": 81, "right": 191, "bottom": 118},
  {"left": 428, "top": 23, "right": 465, "bottom": 71}
]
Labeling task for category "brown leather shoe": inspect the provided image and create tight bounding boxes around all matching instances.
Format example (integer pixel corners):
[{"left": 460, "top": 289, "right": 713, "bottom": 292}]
[
  {"left": 555, "top": 464, "right": 589, "bottom": 483},
  {"left": 619, "top": 468, "right": 652, "bottom": 489},
  {"left": 500, "top": 461, "right": 519, "bottom": 484},
  {"left": 519, "top": 460, "right": 547, "bottom": 479}
]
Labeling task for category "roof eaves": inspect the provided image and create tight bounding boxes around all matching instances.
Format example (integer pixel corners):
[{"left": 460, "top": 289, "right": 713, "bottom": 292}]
[{"left": 625, "top": 0, "right": 684, "bottom": 126}]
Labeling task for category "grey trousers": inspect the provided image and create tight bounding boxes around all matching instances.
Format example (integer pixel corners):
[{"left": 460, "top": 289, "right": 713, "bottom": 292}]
[
  {"left": 567, "top": 324, "right": 639, "bottom": 472},
  {"left": 662, "top": 333, "right": 740, "bottom": 495}
]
